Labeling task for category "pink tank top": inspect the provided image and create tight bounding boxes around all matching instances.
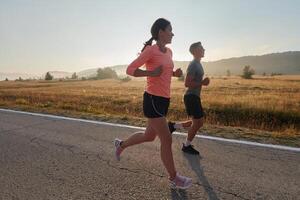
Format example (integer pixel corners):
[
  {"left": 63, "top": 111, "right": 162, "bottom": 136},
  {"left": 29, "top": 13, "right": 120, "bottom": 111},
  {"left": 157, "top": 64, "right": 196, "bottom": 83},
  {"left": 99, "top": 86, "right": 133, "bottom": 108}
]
[{"left": 126, "top": 44, "right": 174, "bottom": 98}]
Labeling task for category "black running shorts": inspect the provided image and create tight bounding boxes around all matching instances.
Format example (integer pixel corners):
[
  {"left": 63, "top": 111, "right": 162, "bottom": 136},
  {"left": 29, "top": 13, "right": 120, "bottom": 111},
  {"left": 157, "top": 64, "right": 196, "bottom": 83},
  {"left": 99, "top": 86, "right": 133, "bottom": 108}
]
[
  {"left": 184, "top": 94, "right": 204, "bottom": 119},
  {"left": 143, "top": 92, "right": 170, "bottom": 118}
]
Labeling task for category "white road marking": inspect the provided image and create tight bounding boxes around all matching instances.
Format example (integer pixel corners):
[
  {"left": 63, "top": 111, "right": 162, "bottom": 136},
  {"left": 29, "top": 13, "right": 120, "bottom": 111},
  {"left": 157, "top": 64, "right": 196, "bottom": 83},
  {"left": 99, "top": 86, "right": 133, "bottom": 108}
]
[{"left": 0, "top": 108, "right": 299, "bottom": 152}]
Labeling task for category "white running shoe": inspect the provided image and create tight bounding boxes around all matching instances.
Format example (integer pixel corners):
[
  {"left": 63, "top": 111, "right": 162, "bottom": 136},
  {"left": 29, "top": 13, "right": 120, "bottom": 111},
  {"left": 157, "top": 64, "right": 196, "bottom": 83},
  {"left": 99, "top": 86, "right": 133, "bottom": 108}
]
[
  {"left": 169, "top": 173, "right": 192, "bottom": 189},
  {"left": 114, "top": 138, "right": 123, "bottom": 161}
]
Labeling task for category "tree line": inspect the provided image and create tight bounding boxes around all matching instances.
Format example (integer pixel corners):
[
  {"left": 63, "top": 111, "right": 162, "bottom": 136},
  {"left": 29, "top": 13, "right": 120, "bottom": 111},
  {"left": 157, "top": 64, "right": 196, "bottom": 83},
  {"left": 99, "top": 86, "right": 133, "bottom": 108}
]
[{"left": 3, "top": 65, "right": 283, "bottom": 82}]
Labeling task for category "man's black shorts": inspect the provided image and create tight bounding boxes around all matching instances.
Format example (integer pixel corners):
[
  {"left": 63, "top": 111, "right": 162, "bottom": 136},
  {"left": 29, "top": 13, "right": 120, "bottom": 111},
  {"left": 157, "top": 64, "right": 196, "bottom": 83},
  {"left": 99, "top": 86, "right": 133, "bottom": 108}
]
[{"left": 184, "top": 94, "right": 204, "bottom": 119}]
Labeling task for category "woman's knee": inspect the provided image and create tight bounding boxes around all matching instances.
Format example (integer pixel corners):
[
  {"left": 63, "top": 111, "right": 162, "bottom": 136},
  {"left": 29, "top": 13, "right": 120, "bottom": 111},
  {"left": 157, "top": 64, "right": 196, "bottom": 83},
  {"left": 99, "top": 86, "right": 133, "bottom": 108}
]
[
  {"left": 148, "top": 117, "right": 172, "bottom": 143},
  {"left": 144, "top": 134, "right": 156, "bottom": 142},
  {"left": 144, "top": 126, "right": 157, "bottom": 142}
]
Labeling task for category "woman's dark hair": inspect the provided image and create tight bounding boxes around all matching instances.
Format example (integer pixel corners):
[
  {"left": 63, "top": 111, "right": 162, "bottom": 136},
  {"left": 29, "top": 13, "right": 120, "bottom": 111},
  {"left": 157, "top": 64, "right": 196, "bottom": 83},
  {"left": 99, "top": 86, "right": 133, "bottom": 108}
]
[{"left": 141, "top": 18, "right": 171, "bottom": 52}]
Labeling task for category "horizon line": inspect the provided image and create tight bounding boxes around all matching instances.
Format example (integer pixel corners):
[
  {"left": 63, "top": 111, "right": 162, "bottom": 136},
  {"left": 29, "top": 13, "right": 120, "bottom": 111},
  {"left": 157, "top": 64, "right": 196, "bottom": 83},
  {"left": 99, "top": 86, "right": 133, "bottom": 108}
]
[{"left": 1, "top": 50, "right": 299, "bottom": 75}]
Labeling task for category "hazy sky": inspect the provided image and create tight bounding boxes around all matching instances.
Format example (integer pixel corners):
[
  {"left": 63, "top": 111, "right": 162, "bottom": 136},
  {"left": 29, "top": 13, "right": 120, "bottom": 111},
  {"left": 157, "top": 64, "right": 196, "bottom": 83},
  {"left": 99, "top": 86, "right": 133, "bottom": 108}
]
[{"left": 1, "top": 0, "right": 300, "bottom": 74}]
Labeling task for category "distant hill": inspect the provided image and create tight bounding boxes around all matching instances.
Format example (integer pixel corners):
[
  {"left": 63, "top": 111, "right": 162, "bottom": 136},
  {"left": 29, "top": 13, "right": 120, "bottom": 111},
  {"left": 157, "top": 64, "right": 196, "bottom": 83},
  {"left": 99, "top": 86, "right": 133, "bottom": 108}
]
[
  {"left": 0, "top": 72, "right": 40, "bottom": 81},
  {"left": 77, "top": 65, "right": 127, "bottom": 78},
  {"left": 77, "top": 68, "right": 98, "bottom": 78},
  {"left": 201, "top": 51, "right": 300, "bottom": 75},
  {"left": 105, "top": 51, "right": 300, "bottom": 76},
  {"left": 1, "top": 51, "right": 299, "bottom": 81},
  {"left": 109, "top": 65, "right": 128, "bottom": 75},
  {"left": 0, "top": 71, "right": 74, "bottom": 81}
]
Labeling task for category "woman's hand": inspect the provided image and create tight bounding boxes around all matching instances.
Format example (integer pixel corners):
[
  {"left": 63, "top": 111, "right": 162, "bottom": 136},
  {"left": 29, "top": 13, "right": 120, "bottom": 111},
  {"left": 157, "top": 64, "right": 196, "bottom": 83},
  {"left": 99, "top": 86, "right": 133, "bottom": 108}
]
[
  {"left": 150, "top": 65, "right": 163, "bottom": 77},
  {"left": 173, "top": 68, "right": 183, "bottom": 77},
  {"left": 202, "top": 77, "right": 210, "bottom": 86}
]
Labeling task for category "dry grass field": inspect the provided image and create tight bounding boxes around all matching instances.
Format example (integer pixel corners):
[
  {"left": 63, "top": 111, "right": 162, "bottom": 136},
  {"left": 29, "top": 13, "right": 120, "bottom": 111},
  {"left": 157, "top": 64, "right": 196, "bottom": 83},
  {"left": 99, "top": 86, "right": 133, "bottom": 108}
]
[{"left": 0, "top": 75, "right": 299, "bottom": 147}]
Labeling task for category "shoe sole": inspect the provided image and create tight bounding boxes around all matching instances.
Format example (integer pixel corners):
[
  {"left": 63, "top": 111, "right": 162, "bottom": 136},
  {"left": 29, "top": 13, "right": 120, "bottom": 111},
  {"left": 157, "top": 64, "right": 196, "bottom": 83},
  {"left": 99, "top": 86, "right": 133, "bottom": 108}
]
[
  {"left": 170, "top": 181, "right": 193, "bottom": 190},
  {"left": 182, "top": 150, "right": 199, "bottom": 155}
]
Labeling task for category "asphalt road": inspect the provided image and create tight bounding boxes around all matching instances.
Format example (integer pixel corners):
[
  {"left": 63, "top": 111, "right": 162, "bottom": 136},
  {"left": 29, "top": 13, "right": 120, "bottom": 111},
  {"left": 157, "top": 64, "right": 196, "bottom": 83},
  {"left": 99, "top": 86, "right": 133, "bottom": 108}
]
[{"left": 0, "top": 110, "right": 299, "bottom": 200}]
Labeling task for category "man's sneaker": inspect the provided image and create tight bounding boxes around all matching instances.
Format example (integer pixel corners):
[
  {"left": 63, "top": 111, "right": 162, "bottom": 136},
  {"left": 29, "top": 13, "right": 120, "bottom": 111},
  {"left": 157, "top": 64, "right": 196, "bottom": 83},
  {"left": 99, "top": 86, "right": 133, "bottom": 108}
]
[
  {"left": 182, "top": 144, "right": 199, "bottom": 155},
  {"left": 114, "top": 138, "right": 123, "bottom": 161},
  {"left": 169, "top": 173, "right": 192, "bottom": 189},
  {"left": 168, "top": 121, "right": 176, "bottom": 134}
]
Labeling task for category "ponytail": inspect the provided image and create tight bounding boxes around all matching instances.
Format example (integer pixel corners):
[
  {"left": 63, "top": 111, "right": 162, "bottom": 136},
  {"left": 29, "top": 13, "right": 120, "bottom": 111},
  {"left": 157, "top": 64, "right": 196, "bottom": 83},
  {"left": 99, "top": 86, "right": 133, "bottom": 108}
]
[
  {"left": 140, "top": 18, "right": 171, "bottom": 52},
  {"left": 141, "top": 37, "right": 154, "bottom": 52}
]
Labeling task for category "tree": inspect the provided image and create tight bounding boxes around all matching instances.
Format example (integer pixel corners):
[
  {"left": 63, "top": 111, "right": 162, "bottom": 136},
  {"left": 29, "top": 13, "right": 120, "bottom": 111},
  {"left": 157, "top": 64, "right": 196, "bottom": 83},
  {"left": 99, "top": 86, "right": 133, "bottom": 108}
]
[
  {"left": 96, "top": 67, "right": 118, "bottom": 79},
  {"left": 120, "top": 76, "right": 131, "bottom": 82},
  {"left": 226, "top": 70, "right": 231, "bottom": 77},
  {"left": 271, "top": 72, "right": 283, "bottom": 76},
  {"left": 242, "top": 65, "right": 255, "bottom": 79},
  {"left": 45, "top": 72, "right": 53, "bottom": 80},
  {"left": 71, "top": 72, "right": 78, "bottom": 79},
  {"left": 177, "top": 74, "right": 184, "bottom": 81}
]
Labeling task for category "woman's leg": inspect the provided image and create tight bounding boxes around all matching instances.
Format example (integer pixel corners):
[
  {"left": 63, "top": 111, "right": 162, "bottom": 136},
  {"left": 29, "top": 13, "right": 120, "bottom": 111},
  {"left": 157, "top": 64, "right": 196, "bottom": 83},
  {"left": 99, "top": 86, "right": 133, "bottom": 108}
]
[
  {"left": 114, "top": 125, "right": 157, "bottom": 161},
  {"left": 174, "top": 120, "right": 192, "bottom": 129},
  {"left": 181, "top": 120, "right": 193, "bottom": 128},
  {"left": 115, "top": 116, "right": 192, "bottom": 188},
  {"left": 120, "top": 125, "right": 157, "bottom": 149},
  {"left": 168, "top": 120, "right": 192, "bottom": 134},
  {"left": 148, "top": 117, "right": 177, "bottom": 180}
]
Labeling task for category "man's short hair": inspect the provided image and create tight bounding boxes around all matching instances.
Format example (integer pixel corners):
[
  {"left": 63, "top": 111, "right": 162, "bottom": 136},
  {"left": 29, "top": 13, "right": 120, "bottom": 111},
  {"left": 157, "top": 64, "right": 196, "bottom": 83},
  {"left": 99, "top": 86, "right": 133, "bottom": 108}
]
[{"left": 189, "top": 42, "right": 202, "bottom": 54}]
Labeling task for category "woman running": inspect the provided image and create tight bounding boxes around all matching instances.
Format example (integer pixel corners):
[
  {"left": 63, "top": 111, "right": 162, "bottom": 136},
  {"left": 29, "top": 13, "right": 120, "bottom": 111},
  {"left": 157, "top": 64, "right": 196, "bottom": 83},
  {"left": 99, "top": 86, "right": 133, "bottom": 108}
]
[{"left": 114, "top": 18, "right": 192, "bottom": 189}]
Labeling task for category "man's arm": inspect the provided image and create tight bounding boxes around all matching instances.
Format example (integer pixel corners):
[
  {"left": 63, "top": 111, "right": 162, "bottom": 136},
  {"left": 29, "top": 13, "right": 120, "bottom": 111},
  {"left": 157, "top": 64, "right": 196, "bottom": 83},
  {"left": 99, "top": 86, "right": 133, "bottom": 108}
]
[
  {"left": 185, "top": 75, "right": 210, "bottom": 88},
  {"left": 184, "top": 74, "right": 201, "bottom": 88}
]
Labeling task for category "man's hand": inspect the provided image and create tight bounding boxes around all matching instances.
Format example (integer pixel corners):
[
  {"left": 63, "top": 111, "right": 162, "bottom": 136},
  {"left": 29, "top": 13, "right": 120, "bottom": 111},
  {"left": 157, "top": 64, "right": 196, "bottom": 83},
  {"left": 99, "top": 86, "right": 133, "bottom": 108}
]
[{"left": 202, "top": 77, "right": 210, "bottom": 86}]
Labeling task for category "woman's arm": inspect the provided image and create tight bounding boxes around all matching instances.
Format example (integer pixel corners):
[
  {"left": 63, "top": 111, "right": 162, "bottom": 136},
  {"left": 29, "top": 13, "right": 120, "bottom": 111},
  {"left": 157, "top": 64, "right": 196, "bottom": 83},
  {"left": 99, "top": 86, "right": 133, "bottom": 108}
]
[
  {"left": 126, "top": 46, "right": 157, "bottom": 77},
  {"left": 132, "top": 66, "right": 162, "bottom": 77}
]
